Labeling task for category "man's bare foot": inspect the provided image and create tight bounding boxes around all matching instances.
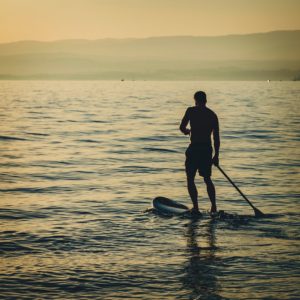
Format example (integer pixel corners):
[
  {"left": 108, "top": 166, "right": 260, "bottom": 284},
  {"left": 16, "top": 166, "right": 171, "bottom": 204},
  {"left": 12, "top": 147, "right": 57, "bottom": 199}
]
[
  {"left": 210, "top": 205, "right": 217, "bottom": 214},
  {"left": 190, "top": 207, "right": 202, "bottom": 216}
]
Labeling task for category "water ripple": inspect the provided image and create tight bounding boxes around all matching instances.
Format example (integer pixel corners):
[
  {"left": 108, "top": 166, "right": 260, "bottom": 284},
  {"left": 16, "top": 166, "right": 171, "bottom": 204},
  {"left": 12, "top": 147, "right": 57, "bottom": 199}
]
[{"left": 0, "top": 81, "right": 299, "bottom": 300}]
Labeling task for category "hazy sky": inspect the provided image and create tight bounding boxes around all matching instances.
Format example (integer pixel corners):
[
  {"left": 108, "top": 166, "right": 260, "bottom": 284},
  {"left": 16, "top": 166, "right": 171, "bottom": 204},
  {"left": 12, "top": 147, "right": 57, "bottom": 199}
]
[{"left": 0, "top": 0, "right": 299, "bottom": 43}]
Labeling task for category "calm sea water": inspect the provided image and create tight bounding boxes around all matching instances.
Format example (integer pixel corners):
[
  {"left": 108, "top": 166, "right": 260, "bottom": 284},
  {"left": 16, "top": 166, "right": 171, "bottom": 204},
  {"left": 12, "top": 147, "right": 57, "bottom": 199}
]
[{"left": 0, "top": 81, "right": 299, "bottom": 300}]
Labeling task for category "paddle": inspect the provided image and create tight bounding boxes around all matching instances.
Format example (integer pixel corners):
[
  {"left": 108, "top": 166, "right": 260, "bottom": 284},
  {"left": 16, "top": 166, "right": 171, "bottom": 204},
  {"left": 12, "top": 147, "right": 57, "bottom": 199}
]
[{"left": 216, "top": 165, "right": 265, "bottom": 217}]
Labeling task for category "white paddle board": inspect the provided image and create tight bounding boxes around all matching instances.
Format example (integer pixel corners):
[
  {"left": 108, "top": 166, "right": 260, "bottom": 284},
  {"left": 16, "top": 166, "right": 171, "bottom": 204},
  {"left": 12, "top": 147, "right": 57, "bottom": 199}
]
[{"left": 153, "top": 196, "right": 189, "bottom": 215}]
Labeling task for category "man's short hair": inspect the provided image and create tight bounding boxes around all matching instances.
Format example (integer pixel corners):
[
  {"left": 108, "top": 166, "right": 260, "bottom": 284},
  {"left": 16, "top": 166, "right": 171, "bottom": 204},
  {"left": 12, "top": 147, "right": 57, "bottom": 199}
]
[{"left": 194, "top": 91, "right": 207, "bottom": 104}]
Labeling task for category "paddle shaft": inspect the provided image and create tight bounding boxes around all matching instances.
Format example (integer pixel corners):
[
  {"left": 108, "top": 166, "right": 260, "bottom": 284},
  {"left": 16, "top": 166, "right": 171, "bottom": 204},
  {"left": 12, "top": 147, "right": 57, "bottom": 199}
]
[{"left": 216, "top": 165, "right": 256, "bottom": 210}]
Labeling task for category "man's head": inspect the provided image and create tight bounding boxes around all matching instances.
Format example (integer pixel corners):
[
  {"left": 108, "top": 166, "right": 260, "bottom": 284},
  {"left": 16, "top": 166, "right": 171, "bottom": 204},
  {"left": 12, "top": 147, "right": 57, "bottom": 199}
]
[{"left": 194, "top": 91, "right": 207, "bottom": 106}]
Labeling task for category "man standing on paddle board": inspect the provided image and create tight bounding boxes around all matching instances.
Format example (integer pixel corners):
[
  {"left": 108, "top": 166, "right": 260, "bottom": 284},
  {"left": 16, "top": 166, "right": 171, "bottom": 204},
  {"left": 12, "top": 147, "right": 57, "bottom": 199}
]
[{"left": 180, "top": 91, "right": 220, "bottom": 214}]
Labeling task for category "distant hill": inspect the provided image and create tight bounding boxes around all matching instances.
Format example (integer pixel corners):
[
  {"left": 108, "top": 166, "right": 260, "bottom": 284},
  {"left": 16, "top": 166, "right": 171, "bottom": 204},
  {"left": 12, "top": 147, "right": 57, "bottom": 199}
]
[{"left": 0, "top": 30, "right": 299, "bottom": 80}]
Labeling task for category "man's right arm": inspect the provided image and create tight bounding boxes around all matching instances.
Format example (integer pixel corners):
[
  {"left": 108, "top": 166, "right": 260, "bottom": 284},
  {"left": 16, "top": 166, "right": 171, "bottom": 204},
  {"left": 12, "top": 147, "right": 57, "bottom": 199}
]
[
  {"left": 212, "top": 114, "right": 220, "bottom": 166},
  {"left": 179, "top": 108, "right": 191, "bottom": 135}
]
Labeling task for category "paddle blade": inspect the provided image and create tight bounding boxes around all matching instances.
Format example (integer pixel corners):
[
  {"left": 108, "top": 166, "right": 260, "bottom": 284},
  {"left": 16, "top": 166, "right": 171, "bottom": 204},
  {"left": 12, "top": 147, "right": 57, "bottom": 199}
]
[{"left": 254, "top": 207, "right": 265, "bottom": 218}]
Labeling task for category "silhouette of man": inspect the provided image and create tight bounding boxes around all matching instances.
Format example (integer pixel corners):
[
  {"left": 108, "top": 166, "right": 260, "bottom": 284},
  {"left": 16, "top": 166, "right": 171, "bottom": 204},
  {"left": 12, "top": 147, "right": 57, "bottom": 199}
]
[{"left": 180, "top": 91, "right": 219, "bottom": 214}]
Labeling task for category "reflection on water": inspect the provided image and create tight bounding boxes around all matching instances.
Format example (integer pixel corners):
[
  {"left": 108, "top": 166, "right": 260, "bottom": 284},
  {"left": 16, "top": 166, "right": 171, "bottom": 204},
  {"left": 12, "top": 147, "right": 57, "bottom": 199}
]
[
  {"left": 183, "top": 218, "right": 221, "bottom": 300},
  {"left": 0, "top": 80, "right": 299, "bottom": 299}
]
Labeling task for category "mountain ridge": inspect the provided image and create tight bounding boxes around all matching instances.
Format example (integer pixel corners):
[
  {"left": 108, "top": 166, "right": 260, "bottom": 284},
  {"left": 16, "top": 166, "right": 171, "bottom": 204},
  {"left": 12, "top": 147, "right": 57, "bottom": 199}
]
[
  {"left": 0, "top": 30, "right": 299, "bottom": 80},
  {"left": 1, "top": 29, "right": 299, "bottom": 44}
]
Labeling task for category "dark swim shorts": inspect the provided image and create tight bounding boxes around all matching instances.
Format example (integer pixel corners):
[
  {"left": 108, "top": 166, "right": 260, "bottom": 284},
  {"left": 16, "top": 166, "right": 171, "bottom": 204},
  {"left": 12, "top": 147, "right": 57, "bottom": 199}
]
[{"left": 185, "top": 144, "right": 213, "bottom": 178}]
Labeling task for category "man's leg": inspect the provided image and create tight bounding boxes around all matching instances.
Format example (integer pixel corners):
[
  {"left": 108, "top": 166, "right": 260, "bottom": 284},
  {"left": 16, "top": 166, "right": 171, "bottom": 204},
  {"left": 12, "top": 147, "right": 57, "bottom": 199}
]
[
  {"left": 187, "top": 170, "right": 199, "bottom": 212},
  {"left": 185, "top": 146, "right": 200, "bottom": 213},
  {"left": 204, "top": 176, "right": 217, "bottom": 213}
]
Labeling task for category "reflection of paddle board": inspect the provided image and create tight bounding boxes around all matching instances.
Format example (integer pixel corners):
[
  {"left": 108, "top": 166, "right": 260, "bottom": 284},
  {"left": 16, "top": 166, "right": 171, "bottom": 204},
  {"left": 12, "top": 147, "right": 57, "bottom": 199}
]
[{"left": 153, "top": 197, "right": 189, "bottom": 215}]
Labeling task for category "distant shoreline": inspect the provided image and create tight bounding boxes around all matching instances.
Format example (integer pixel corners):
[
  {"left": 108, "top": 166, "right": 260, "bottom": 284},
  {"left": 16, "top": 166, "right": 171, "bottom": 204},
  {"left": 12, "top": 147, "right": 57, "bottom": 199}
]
[{"left": 0, "top": 78, "right": 298, "bottom": 82}]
